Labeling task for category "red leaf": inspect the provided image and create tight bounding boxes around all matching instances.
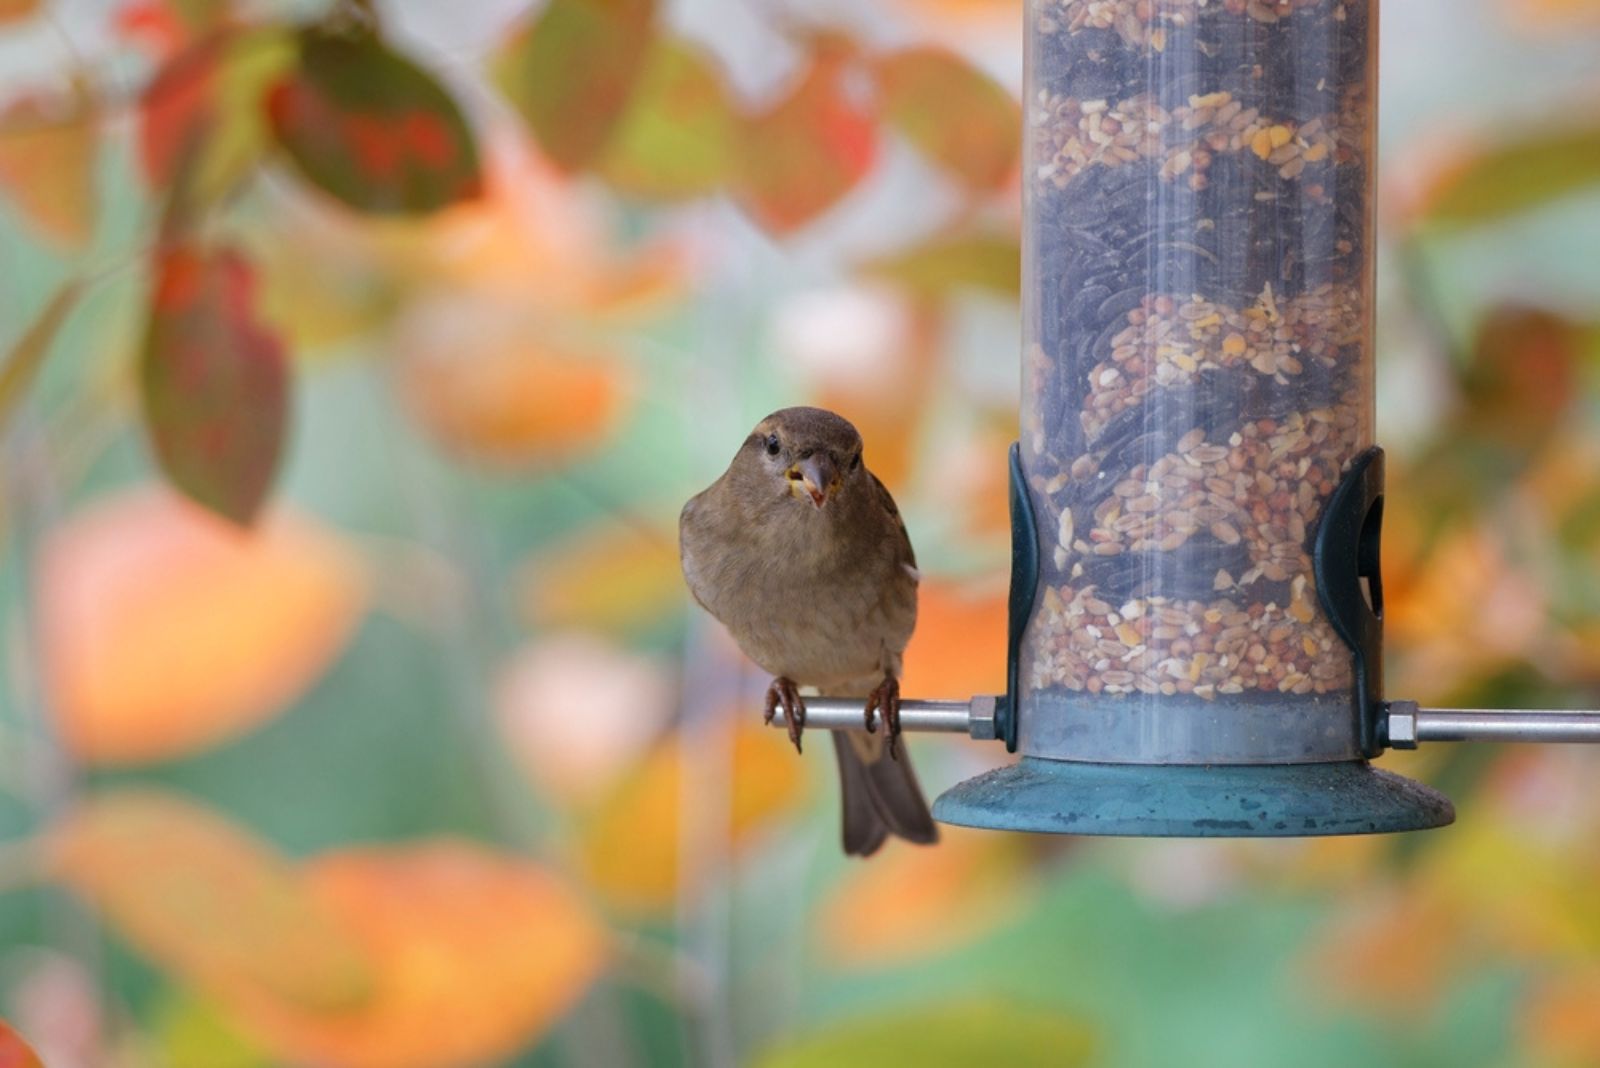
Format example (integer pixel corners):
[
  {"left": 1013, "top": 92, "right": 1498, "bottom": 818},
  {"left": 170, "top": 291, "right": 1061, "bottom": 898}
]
[
  {"left": 268, "top": 28, "right": 482, "bottom": 215},
  {"left": 875, "top": 47, "right": 1019, "bottom": 191},
  {"left": 137, "top": 27, "right": 293, "bottom": 205},
  {"left": 735, "top": 49, "right": 877, "bottom": 233},
  {"left": 0, "top": 1021, "right": 43, "bottom": 1068},
  {"left": 139, "top": 30, "right": 226, "bottom": 187},
  {"left": 140, "top": 245, "right": 289, "bottom": 525},
  {"left": 494, "top": 0, "right": 656, "bottom": 173}
]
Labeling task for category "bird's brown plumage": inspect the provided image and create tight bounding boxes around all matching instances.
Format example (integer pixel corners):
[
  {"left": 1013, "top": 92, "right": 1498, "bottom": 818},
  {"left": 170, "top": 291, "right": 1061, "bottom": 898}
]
[{"left": 680, "top": 407, "right": 936, "bottom": 856}]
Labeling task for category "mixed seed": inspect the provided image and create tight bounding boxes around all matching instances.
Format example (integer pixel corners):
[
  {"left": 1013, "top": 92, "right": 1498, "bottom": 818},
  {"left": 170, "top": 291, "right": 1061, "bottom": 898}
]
[{"left": 1024, "top": 0, "right": 1371, "bottom": 699}]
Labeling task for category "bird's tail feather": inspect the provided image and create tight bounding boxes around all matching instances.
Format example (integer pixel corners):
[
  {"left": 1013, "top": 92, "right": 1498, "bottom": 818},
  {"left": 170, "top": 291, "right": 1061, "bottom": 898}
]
[{"left": 831, "top": 732, "right": 938, "bottom": 857}]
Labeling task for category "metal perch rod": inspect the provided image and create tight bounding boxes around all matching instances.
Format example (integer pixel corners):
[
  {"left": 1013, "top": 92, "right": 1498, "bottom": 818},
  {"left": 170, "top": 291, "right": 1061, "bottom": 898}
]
[
  {"left": 765, "top": 696, "right": 999, "bottom": 740},
  {"left": 768, "top": 696, "right": 1600, "bottom": 748},
  {"left": 1387, "top": 702, "right": 1600, "bottom": 747}
]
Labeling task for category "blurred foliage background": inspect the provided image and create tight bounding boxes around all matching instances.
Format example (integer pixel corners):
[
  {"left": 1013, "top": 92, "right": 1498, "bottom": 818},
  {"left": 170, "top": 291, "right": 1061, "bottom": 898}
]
[{"left": 0, "top": 0, "right": 1599, "bottom": 1065}]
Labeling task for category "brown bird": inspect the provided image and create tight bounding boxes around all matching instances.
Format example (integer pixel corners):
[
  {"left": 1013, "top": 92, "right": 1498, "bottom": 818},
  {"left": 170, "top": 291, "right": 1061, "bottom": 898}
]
[{"left": 679, "top": 407, "right": 938, "bottom": 856}]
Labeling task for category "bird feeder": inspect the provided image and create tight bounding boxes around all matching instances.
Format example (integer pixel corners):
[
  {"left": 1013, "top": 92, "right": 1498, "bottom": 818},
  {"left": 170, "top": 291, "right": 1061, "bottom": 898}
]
[{"left": 773, "top": 0, "right": 1600, "bottom": 836}]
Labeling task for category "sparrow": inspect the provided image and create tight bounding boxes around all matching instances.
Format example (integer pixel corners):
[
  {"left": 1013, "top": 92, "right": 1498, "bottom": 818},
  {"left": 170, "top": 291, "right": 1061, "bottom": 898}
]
[{"left": 679, "top": 407, "right": 938, "bottom": 856}]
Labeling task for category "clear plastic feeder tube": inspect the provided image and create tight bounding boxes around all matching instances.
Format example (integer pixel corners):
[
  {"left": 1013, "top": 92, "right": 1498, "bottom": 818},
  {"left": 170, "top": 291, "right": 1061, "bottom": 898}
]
[{"left": 1020, "top": 0, "right": 1377, "bottom": 764}]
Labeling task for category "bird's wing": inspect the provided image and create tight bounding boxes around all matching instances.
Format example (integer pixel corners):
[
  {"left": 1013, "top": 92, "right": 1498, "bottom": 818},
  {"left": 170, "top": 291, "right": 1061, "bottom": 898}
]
[{"left": 869, "top": 471, "right": 918, "bottom": 577}]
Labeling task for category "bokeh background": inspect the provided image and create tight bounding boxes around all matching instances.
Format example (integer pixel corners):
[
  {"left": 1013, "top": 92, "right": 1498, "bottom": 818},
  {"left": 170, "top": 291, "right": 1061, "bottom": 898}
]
[{"left": 1, "top": 0, "right": 1599, "bottom": 1065}]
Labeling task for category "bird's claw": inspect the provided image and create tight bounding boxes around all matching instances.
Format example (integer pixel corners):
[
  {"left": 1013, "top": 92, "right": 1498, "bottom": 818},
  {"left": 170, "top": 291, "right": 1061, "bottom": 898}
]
[
  {"left": 764, "top": 677, "right": 806, "bottom": 754},
  {"left": 865, "top": 676, "right": 902, "bottom": 761}
]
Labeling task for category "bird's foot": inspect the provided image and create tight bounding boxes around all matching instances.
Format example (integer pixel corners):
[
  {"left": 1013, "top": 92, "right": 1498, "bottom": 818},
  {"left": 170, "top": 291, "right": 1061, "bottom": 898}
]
[
  {"left": 865, "top": 675, "right": 902, "bottom": 761},
  {"left": 763, "top": 677, "right": 806, "bottom": 754}
]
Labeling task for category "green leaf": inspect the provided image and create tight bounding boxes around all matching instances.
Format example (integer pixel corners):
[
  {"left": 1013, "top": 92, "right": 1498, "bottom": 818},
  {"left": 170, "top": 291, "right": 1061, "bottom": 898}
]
[
  {"left": 861, "top": 232, "right": 1020, "bottom": 297},
  {"left": 1414, "top": 125, "right": 1600, "bottom": 229},
  {"left": 595, "top": 37, "right": 735, "bottom": 201},
  {"left": 0, "top": 279, "right": 82, "bottom": 428},
  {"left": 735, "top": 49, "right": 877, "bottom": 233},
  {"left": 140, "top": 245, "right": 289, "bottom": 525},
  {"left": 875, "top": 47, "right": 1019, "bottom": 192},
  {"left": 267, "top": 28, "right": 482, "bottom": 215},
  {"left": 494, "top": 0, "right": 656, "bottom": 173},
  {"left": 751, "top": 1002, "right": 1095, "bottom": 1068}
]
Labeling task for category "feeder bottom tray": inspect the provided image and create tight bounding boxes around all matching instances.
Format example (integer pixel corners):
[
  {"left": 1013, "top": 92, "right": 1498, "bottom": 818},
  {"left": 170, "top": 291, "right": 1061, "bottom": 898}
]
[{"left": 933, "top": 758, "right": 1455, "bottom": 838}]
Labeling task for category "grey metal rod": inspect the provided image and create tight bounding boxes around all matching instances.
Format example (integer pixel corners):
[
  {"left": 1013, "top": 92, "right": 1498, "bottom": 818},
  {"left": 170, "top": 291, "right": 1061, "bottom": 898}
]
[
  {"left": 765, "top": 695, "right": 997, "bottom": 740},
  {"left": 1389, "top": 701, "right": 1600, "bottom": 747}
]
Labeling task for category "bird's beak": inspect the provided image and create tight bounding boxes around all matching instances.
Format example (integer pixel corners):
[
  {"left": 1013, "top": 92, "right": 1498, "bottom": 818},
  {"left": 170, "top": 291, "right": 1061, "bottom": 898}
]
[{"left": 790, "top": 454, "right": 838, "bottom": 508}]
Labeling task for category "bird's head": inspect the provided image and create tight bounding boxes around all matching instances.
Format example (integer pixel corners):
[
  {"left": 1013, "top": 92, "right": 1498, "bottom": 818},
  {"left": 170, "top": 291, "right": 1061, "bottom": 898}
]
[{"left": 737, "top": 407, "right": 866, "bottom": 511}]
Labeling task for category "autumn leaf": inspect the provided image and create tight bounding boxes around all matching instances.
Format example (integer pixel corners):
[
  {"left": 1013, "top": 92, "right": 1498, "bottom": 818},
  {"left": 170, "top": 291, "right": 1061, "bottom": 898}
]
[
  {"left": 267, "top": 27, "right": 482, "bottom": 214},
  {"left": 735, "top": 47, "right": 877, "bottom": 233},
  {"left": 875, "top": 47, "right": 1019, "bottom": 191},
  {"left": 577, "top": 720, "right": 807, "bottom": 914},
  {"left": 861, "top": 232, "right": 1021, "bottom": 298},
  {"left": 517, "top": 523, "right": 684, "bottom": 636},
  {"left": 901, "top": 579, "right": 1009, "bottom": 698},
  {"left": 0, "top": 0, "right": 38, "bottom": 27},
  {"left": 38, "top": 488, "right": 367, "bottom": 764},
  {"left": 0, "top": 1020, "right": 43, "bottom": 1068},
  {"left": 493, "top": 0, "right": 656, "bottom": 172},
  {"left": 1407, "top": 123, "right": 1600, "bottom": 229},
  {"left": 596, "top": 37, "right": 736, "bottom": 200},
  {"left": 817, "top": 827, "right": 1036, "bottom": 968},
  {"left": 395, "top": 302, "right": 633, "bottom": 467},
  {"left": 0, "top": 279, "right": 81, "bottom": 429},
  {"left": 751, "top": 1002, "right": 1095, "bottom": 1068},
  {"left": 234, "top": 842, "right": 609, "bottom": 1068},
  {"left": 50, "top": 790, "right": 375, "bottom": 1012},
  {"left": 139, "top": 28, "right": 296, "bottom": 205},
  {"left": 0, "top": 82, "right": 97, "bottom": 249},
  {"left": 140, "top": 244, "right": 288, "bottom": 525}
]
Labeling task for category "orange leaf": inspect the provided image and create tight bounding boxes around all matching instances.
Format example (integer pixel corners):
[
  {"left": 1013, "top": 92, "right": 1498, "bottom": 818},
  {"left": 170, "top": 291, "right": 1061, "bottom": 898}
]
[
  {"left": 875, "top": 47, "right": 1019, "bottom": 191},
  {"left": 50, "top": 790, "right": 374, "bottom": 1012},
  {"left": 397, "top": 313, "right": 632, "bottom": 467},
  {"left": 38, "top": 488, "right": 367, "bottom": 764},
  {"left": 0, "top": 0, "right": 38, "bottom": 28},
  {"left": 236, "top": 842, "right": 609, "bottom": 1068},
  {"left": 0, "top": 83, "right": 97, "bottom": 249},
  {"left": 735, "top": 49, "right": 877, "bottom": 233},
  {"left": 577, "top": 719, "right": 807, "bottom": 914},
  {"left": 1523, "top": 968, "right": 1600, "bottom": 1064},
  {"left": 1502, "top": 0, "right": 1600, "bottom": 28},
  {"left": 518, "top": 523, "right": 684, "bottom": 636},
  {"left": 901, "top": 578, "right": 1009, "bottom": 697},
  {"left": 0, "top": 1020, "right": 44, "bottom": 1068},
  {"left": 818, "top": 826, "right": 1034, "bottom": 968}
]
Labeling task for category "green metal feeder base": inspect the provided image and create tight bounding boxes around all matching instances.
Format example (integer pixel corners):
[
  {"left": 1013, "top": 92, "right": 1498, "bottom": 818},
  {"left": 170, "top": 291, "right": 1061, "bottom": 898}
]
[{"left": 932, "top": 757, "right": 1455, "bottom": 838}]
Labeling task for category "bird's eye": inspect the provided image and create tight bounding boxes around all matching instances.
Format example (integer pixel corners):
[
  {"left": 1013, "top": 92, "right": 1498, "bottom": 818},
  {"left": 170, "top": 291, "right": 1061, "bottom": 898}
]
[
  {"left": 849, "top": 452, "right": 861, "bottom": 471},
  {"left": 765, "top": 434, "right": 781, "bottom": 457}
]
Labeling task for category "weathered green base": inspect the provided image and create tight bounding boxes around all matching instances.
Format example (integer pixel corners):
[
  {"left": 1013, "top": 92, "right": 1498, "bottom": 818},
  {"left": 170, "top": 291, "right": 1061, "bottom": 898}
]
[{"left": 932, "top": 757, "right": 1455, "bottom": 837}]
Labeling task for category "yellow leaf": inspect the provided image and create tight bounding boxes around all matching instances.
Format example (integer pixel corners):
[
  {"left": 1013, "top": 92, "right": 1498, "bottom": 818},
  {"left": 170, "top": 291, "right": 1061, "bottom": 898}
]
[
  {"left": 0, "top": 83, "right": 97, "bottom": 249},
  {"left": 519, "top": 523, "right": 684, "bottom": 636},
  {"left": 38, "top": 488, "right": 367, "bottom": 764},
  {"left": 577, "top": 720, "right": 807, "bottom": 914},
  {"left": 50, "top": 789, "right": 375, "bottom": 1012}
]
